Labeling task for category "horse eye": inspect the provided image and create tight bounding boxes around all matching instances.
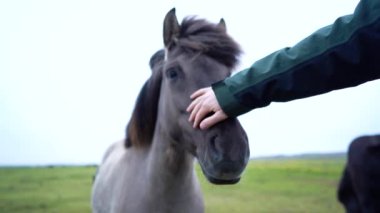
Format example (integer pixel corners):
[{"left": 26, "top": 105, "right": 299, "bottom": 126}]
[{"left": 166, "top": 67, "right": 179, "bottom": 79}]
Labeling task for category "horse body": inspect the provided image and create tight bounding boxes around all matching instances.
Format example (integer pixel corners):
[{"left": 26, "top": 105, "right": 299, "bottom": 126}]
[
  {"left": 92, "top": 8, "right": 249, "bottom": 213},
  {"left": 92, "top": 138, "right": 203, "bottom": 213}
]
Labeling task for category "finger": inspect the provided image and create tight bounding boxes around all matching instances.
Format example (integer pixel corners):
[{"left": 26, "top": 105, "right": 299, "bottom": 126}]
[
  {"left": 193, "top": 106, "right": 212, "bottom": 128},
  {"left": 186, "top": 97, "right": 199, "bottom": 112},
  {"left": 191, "top": 103, "right": 206, "bottom": 127},
  {"left": 187, "top": 89, "right": 206, "bottom": 113},
  {"left": 186, "top": 101, "right": 194, "bottom": 113},
  {"left": 199, "top": 111, "right": 227, "bottom": 130},
  {"left": 190, "top": 88, "right": 207, "bottom": 99},
  {"left": 188, "top": 100, "right": 202, "bottom": 122}
]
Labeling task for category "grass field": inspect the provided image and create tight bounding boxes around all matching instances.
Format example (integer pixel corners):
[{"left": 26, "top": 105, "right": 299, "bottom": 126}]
[{"left": 0, "top": 155, "right": 346, "bottom": 213}]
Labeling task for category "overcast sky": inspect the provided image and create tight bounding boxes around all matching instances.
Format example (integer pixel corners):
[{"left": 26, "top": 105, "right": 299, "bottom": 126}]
[{"left": 1, "top": 0, "right": 379, "bottom": 166}]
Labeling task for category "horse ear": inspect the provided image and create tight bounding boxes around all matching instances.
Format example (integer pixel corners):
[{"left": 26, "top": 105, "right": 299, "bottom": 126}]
[
  {"left": 218, "top": 18, "right": 227, "bottom": 32},
  {"left": 163, "top": 8, "right": 180, "bottom": 48},
  {"left": 149, "top": 49, "right": 165, "bottom": 72}
]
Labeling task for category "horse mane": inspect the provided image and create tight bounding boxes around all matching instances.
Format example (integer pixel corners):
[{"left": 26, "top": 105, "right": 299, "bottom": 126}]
[
  {"left": 125, "top": 16, "right": 241, "bottom": 148},
  {"left": 175, "top": 17, "right": 242, "bottom": 70},
  {"left": 125, "top": 50, "right": 164, "bottom": 148}
]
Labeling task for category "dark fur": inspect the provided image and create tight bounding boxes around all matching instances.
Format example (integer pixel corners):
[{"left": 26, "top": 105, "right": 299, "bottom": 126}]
[
  {"left": 338, "top": 135, "right": 380, "bottom": 212},
  {"left": 125, "top": 15, "right": 241, "bottom": 148},
  {"left": 125, "top": 50, "right": 164, "bottom": 148}
]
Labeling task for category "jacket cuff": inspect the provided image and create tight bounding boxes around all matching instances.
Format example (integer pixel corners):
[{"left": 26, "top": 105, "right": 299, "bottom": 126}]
[{"left": 212, "top": 81, "right": 251, "bottom": 117}]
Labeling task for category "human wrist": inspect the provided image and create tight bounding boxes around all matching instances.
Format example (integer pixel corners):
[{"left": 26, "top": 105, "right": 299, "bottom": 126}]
[{"left": 212, "top": 81, "right": 251, "bottom": 117}]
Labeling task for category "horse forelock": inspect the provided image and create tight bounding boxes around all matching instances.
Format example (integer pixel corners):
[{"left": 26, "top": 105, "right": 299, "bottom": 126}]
[
  {"left": 125, "top": 50, "right": 164, "bottom": 148},
  {"left": 176, "top": 17, "right": 242, "bottom": 71}
]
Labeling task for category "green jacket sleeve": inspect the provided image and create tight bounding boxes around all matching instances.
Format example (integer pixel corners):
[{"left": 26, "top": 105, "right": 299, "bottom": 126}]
[{"left": 213, "top": 0, "right": 380, "bottom": 117}]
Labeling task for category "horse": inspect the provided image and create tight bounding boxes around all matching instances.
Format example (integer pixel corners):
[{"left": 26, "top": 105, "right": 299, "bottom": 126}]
[
  {"left": 337, "top": 134, "right": 380, "bottom": 212},
  {"left": 91, "top": 8, "right": 250, "bottom": 213}
]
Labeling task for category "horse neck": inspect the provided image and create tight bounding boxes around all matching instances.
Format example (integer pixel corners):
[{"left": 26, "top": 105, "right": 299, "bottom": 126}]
[{"left": 146, "top": 124, "right": 199, "bottom": 196}]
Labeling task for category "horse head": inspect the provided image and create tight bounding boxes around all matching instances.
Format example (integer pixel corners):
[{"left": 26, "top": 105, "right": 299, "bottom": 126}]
[
  {"left": 159, "top": 8, "right": 250, "bottom": 184},
  {"left": 126, "top": 8, "right": 249, "bottom": 184}
]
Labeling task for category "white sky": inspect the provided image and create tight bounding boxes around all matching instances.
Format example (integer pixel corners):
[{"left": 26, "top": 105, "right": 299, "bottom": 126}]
[{"left": 1, "top": 0, "right": 379, "bottom": 166}]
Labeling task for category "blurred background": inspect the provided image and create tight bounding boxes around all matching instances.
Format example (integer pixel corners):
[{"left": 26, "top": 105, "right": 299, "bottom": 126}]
[{"left": 1, "top": 0, "right": 379, "bottom": 166}]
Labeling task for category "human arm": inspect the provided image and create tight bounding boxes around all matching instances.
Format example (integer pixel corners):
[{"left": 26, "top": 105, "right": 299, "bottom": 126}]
[
  {"left": 188, "top": 0, "right": 380, "bottom": 129},
  {"left": 214, "top": 0, "right": 380, "bottom": 117}
]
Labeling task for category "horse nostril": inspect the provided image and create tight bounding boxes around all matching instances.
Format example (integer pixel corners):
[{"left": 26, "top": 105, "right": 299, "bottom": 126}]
[
  {"left": 210, "top": 135, "right": 218, "bottom": 151},
  {"left": 209, "top": 135, "right": 222, "bottom": 161}
]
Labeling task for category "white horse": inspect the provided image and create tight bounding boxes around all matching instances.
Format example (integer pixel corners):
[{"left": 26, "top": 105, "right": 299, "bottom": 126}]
[{"left": 91, "top": 8, "right": 250, "bottom": 213}]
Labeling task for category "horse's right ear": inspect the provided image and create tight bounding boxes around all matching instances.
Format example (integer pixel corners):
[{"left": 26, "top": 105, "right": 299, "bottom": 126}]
[
  {"left": 218, "top": 18, "right": 227, "bottom": 32},
  {"left": 163, "top": 8, "right": 180, "bottom": 49}
]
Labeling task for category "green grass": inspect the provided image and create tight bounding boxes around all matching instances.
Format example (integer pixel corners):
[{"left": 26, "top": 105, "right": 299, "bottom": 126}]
[
  {"left": 198, "top": 157, "right": 346, "bottom": 213},
  {"left": 0, "top": 166, "right": 95, "bottom": 213},
  {"left": 0, "top": 156, "right": 346, "bottom": 213}
]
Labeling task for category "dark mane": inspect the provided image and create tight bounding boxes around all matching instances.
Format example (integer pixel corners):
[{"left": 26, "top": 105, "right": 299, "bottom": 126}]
[
  {"left": 125, "top": 50, "right": 164, "bottom": 148},
  {"left": 176, "top": 17, "right": 242, "bottom": 69}
]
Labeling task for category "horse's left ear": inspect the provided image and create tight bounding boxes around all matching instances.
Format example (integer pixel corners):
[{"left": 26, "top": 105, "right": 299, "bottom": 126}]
[
  {"left": 218, "top": 18, "right": 226, "bottom": 32},
  {"left": 163, "top": 8, "right": 180, "bottom": 49}
]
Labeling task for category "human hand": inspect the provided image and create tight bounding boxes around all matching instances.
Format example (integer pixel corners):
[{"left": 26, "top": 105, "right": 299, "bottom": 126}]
[{"left": 187, "top": 87, "right": 228, "bottom": 129}]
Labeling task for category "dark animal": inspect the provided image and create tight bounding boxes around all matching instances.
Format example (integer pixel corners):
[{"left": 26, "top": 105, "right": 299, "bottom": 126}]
[
  {"left": 92, "top": 8, "right": 250, "bottom": 213},
  {"left": 338, "top": 135, "right": 380, "bottom": 212}
]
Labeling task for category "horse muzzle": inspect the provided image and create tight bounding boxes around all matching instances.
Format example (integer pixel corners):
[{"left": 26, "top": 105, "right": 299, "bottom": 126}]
[
  {"left": 196, "top": 118, "right": 250, "bottom": 185},
  {"left": 199, "top": 159, "right": 245, "bottom": 184}
]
